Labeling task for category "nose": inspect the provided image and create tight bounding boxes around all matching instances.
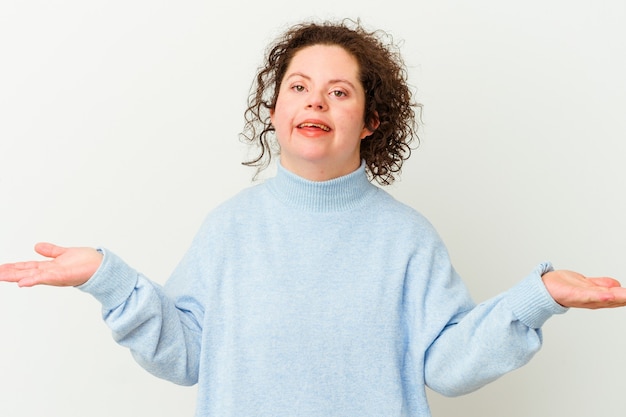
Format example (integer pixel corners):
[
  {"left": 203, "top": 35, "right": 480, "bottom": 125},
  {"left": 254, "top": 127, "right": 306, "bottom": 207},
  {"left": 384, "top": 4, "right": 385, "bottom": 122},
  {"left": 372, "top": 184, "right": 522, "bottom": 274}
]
[{"left": 306, "top": 91, "right": 327, "bottom": 110}]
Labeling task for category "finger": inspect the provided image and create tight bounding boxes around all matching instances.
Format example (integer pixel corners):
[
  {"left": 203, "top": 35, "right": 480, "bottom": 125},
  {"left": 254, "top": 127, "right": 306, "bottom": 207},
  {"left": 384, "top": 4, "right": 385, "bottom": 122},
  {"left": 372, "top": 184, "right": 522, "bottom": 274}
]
[
  {"left": 12, "top": 262, "right": 57, "bottom": 287},
  {"left": 607, "top": 287, "right": 626, "bottom": 306},
  {"left": 0, "top": 262, "right": 42, "bottom": 283},
  {"left": 572, "top": 286, "right": 626, "bottom": 309},
  {"left": 0, "top": 264, "right": 20, "bottom": 282},
  {"left": 34, "top": 242, "right": 67, "bottom": 259},
  {"left": 586, "top": 277, "right": 622, "bottom": 288},
  {"left": 16, "top": 275, "right": 43, "bottom": 288}
]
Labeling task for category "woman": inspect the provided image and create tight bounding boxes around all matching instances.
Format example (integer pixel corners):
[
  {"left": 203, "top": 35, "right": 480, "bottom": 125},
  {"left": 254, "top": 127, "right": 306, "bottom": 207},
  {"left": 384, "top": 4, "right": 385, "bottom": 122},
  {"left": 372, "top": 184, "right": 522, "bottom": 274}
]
[{"left": 1, "top": 19, "right": 624, "bottom": 417}]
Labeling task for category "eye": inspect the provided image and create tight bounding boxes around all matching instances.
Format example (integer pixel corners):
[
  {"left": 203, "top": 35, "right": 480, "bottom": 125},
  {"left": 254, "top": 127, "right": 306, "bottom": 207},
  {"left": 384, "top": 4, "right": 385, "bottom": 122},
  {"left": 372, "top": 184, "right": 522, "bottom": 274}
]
[
  {"left": 291, "top": 84, "right": 306, "bottom": 92},
  {"left": 330, "top": 90, "right": 347, "bottom": 98}
]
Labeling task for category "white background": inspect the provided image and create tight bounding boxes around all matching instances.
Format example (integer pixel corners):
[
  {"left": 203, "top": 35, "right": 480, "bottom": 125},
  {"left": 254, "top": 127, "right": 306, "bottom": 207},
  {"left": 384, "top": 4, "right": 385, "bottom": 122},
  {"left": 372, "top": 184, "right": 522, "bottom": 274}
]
[{"left": 1, "top": 1, "right": 625, "bottom": 416}]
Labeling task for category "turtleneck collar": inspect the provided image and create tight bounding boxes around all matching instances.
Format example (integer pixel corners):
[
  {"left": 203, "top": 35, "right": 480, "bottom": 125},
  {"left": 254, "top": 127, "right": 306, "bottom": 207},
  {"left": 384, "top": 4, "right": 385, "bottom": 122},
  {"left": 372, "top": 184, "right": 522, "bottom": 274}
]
[{"left": 266, "top": 160, "right": 378, "bottom": 212}]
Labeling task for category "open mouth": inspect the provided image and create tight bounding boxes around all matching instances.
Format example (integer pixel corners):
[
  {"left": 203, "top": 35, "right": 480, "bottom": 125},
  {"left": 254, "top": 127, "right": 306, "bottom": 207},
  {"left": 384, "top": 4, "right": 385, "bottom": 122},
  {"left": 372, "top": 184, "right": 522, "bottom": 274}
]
[{"left": 297, "top": 122, "right": 331, "bottom": 132}]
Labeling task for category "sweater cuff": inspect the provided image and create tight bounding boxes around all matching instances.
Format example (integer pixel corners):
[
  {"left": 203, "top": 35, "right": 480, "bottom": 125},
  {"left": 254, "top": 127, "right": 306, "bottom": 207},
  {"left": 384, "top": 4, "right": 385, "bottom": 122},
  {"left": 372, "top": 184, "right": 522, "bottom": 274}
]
[
  {"left": 505, "top": 262, "right": 568, "bottom": 329},
  {"left": 76, "top": 248, "right": 138, "bottom": 311}
]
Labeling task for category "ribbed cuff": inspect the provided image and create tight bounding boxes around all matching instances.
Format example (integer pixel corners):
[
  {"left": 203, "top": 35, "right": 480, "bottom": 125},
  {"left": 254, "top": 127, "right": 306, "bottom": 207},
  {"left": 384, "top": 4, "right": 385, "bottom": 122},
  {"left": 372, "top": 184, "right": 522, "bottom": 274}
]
[
  {"left": 76, "top": 248, "right": 138, "bottom": 311},
  {"left": 505, "top": 262, "right": 568, "bottom": 329}
]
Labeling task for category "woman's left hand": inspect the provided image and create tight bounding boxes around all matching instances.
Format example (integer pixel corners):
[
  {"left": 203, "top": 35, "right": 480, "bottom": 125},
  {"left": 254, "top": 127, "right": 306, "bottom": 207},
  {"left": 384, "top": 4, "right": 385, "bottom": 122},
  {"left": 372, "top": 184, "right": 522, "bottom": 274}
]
[{"left": 543, "top": 270, "right": 626, "bottom": 309}]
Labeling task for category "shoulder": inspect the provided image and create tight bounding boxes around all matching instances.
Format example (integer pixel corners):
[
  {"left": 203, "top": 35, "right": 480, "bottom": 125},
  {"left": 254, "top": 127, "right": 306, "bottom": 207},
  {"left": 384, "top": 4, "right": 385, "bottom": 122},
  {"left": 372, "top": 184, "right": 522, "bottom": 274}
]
[
  {"left": 213, "top": 181, "right": 267, "bottom": 214},
  {"left": 194, "top": 181, "right": 272, "bottom": 232},
  {"left": 366, "top": 187, "right": 440, "bottom": 237}
]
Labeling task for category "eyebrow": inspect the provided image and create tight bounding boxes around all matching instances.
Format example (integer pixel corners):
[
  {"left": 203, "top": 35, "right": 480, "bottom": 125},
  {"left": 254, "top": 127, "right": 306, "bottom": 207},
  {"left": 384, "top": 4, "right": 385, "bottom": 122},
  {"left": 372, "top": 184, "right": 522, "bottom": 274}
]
[{"left": 285, "top": 72, "right": 358, "bottom": 91}]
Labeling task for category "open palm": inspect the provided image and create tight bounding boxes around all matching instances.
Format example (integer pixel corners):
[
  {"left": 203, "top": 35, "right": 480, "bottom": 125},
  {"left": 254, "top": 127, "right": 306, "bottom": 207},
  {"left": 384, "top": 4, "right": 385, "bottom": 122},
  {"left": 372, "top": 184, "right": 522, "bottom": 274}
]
[
  {"left": 542, "top": 270, "right": 626, "bottom": 309},
  {"left": 0, "top": 242, "right": 102, "bottom": 287}
]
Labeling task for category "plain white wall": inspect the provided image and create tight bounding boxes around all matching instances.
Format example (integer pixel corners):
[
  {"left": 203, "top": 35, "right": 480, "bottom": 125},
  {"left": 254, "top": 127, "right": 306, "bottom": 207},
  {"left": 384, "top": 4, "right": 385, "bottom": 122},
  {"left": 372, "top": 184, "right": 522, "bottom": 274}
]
[{"left": 1, "top": 1, "right": 624, "bottom": 416}]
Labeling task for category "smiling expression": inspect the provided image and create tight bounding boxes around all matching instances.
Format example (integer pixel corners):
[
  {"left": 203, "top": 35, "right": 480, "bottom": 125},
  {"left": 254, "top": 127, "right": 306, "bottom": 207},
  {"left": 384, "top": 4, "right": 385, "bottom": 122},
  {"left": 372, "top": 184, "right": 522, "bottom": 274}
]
[{"left": 270, "top": 44, "right": 376, "bottom": 181}]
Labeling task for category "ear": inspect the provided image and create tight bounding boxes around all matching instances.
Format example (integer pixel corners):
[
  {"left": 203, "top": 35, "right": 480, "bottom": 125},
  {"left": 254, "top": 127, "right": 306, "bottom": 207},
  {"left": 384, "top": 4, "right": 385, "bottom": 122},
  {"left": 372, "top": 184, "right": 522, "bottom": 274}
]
[{"left": 360, "top": 111, "right": 380, "bottom": 139}]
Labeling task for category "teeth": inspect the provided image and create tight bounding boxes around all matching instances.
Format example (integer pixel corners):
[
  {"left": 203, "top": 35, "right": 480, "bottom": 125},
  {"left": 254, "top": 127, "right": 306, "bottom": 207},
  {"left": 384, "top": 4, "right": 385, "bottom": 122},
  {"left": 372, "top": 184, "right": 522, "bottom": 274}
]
[{"left": 298, "top": 122, "right": 330, "bottom": 132}]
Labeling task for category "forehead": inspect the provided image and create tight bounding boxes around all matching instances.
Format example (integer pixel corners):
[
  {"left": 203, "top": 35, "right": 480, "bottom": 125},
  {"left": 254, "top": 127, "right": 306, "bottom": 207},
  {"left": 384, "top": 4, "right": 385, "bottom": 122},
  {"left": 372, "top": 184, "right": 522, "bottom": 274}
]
[{"left": 286, "top": 44, "right": 361, "bottom": 80}]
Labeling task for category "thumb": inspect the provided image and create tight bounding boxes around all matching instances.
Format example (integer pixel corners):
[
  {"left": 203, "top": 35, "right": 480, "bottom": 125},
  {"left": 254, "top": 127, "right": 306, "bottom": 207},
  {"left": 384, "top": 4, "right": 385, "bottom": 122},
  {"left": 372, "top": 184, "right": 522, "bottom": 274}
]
[{"left": 34, "top": 242, "right": 67, "bottom": 259}]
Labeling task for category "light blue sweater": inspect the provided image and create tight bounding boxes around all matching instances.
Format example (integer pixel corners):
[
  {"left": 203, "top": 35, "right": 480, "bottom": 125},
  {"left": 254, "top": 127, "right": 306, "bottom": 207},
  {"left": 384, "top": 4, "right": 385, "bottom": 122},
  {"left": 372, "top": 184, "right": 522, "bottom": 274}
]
[{"left": 79, "top": 161, "right": 567, "bottom": 416}]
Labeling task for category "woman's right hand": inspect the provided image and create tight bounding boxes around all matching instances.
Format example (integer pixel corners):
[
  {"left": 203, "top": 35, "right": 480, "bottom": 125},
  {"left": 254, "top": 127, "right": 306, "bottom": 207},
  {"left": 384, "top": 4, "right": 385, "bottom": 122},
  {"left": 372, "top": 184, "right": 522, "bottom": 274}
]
[{"left": 0, "top": 242, "right": 103, "bottom": 287}]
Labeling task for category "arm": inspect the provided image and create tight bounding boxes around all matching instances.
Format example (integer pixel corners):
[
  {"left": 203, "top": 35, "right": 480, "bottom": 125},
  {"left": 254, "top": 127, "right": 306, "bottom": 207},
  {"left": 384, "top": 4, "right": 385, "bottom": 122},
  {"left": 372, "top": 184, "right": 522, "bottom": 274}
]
[
  {"left": 78, "top": 248, "right": 203, "bottom": 385},
  {"left": 0, "top": 242, "right": 204, "bottom": 386},
  {"left": 423, "top": 263, "right": 566, "bottom": 396},
  {"left": 423, "top": 263, "right": 626, "bottom": 397}
]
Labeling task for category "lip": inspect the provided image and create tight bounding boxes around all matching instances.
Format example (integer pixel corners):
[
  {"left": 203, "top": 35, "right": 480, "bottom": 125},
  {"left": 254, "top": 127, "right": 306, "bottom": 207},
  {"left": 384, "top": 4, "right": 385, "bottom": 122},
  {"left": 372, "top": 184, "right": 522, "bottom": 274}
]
[{"left": 296, "top": 119, "right": 332, "bottom": 132}]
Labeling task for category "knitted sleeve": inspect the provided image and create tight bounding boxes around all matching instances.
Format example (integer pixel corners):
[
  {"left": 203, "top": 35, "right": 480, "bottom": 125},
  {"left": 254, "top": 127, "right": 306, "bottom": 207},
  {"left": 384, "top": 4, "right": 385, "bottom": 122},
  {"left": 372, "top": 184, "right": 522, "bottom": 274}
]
[
  {"left": 424, "top": 255, "right": 567, "bottom": 396},
  {"left": 77, "top": 245, "right": 206, "bottom": 386}
]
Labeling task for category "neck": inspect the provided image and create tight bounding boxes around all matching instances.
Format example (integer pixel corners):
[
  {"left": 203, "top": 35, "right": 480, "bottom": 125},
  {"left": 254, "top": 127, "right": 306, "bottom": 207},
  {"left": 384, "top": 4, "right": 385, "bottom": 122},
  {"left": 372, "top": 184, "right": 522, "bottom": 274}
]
[
  {"left": 279, "top": 158, "right": 362, "bottom": 182},
  {"left": 268, "top": 159, "right": 376, "bottom": 212}
]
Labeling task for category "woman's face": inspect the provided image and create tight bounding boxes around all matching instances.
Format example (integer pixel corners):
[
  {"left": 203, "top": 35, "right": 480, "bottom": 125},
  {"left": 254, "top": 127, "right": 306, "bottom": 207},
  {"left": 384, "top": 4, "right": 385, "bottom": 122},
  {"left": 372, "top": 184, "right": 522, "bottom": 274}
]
[{"left": 270, "top": 44, "right": 375, "bottom": 181}]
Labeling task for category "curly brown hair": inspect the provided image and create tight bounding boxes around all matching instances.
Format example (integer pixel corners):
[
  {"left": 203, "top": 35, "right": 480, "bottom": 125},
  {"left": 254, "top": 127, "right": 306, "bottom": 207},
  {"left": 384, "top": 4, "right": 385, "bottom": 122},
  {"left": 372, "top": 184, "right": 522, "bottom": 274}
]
[{"left": 240, "top": 19, "right": 421, "bottom": 185}]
